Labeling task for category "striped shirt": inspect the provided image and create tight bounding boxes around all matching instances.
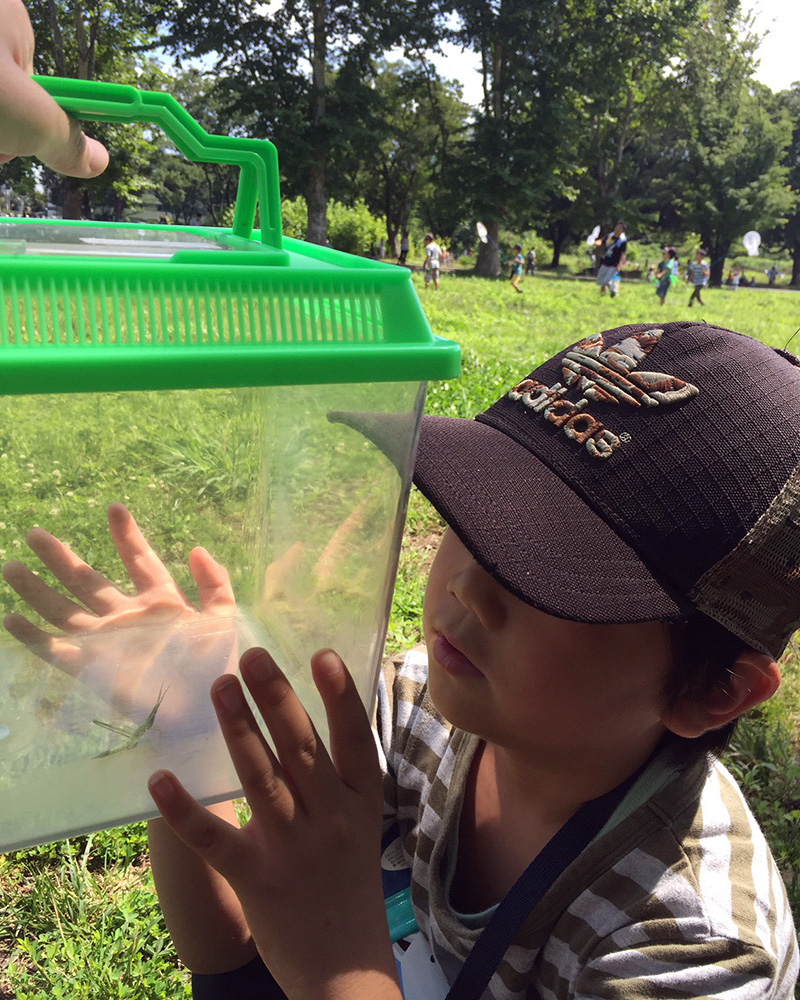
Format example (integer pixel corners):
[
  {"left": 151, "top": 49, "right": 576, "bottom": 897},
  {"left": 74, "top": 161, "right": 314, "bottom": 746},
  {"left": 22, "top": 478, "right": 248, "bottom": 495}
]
[
  {"left": 375, "top": 647, "right": 799, "bottom": 1000},
  {"left": 687, "top": 260, "right": 710, "bottom": 285}
]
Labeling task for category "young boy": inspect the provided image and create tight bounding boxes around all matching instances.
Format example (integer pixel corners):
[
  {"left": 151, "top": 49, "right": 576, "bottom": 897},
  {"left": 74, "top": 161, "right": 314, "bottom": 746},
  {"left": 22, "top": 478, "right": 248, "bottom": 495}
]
[
  {"left": 5, "top": 325, "right": 800, "bottom": 1000},
  {"left": 687, "top": 249, "right": 710, "bottom": 306}
]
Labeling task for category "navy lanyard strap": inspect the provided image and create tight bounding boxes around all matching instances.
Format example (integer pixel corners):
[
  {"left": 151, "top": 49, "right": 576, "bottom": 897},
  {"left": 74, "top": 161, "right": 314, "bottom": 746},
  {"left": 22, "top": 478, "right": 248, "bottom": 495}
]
[{"left": 444, "top": 769, "right": 640, "bottom": 1000}]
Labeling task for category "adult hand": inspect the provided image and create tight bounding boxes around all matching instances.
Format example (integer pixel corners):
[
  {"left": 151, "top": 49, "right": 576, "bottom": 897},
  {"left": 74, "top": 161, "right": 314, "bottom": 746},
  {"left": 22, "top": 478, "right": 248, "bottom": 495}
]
[
  {"left": 2, "top": 502, "right": 238, "bottom": 728},
  {"left": 148, "top": 646, "right": 400, "bottom": 1000},
  {"left": 0, "top": 0, "right": 108, "bottom": 176}
]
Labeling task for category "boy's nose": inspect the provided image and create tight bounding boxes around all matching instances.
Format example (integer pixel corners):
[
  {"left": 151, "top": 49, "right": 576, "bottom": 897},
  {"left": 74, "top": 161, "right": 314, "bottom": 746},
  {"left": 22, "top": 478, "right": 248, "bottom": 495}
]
[{"left": 447, "top": 557, "right": 507, "bottom": 630}]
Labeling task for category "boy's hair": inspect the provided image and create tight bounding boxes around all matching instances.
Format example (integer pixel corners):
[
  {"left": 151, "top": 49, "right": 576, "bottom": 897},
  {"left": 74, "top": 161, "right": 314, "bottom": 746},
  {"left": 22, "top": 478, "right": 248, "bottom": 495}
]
[
  {"left": 513, "top": 244, "right": 522, "bottom": 251},
  {"left": 412, "top": 322, "right": 800, "bottom": 753}
]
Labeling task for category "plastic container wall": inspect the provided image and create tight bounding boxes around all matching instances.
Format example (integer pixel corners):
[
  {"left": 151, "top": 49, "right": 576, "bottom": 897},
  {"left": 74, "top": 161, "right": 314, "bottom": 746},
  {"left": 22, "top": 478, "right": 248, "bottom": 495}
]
[{"left": 0, "top": 379, "right": 422, "bottom": 852}]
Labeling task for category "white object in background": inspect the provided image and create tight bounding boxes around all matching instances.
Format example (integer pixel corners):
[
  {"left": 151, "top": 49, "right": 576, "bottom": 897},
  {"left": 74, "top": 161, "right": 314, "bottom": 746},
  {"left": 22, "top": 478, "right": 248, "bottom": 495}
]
[{"left": 742, "top": 231, "right": 761, "bottom": 256}]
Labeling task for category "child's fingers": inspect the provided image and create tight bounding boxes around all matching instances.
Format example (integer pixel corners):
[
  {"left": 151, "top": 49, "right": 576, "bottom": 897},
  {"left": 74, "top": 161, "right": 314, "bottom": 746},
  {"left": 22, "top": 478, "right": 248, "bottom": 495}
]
[
  {"left": 189, "top": 546, "right": 236, "bottom": 615},
  {"left": 311, "top": 649, "right": 382, "bottom": 799},
  {"left": 1, "top": 560, "right": 100, "bottom": 630},
  {"left": 148, "top": 770, "right": 248, "bottom": 879},
  {"left": 209, "top": 665, "right": 299, "bottom": 824},
  {"left": 236, "top": 647, "right": 339, "bottom": 811},
  {"left": 24, "top": 527, "right": 122, "bottom": 614}
]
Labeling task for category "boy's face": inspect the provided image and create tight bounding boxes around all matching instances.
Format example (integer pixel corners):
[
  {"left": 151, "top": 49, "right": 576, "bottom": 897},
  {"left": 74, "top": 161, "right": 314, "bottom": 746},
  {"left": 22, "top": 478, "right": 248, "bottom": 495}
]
[{"left": 423, "top": 529, "right": 674, "bottom": 762}]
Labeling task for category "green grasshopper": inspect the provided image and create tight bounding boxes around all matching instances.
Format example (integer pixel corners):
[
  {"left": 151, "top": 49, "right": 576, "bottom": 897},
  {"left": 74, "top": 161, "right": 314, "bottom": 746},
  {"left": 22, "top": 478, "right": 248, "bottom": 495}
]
[{"left": 93, "top": 685, "right": 169, "bottom": 758}]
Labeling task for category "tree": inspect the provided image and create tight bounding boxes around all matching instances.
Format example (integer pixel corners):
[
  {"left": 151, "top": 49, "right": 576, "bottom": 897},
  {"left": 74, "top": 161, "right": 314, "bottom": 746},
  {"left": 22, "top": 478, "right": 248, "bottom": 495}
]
[
  {"left": 772, "top": 85, "right": 800, "bottom": 286},
  {"left": 445, "top": 0, "right": 702, "bottom": 275},
  {"left": 154, "top": 0, "right": 441, "bottom": 245},
  {"left": 671, "top": 0, "right": 793, "bottom": 286},
  {"left": 24, "top": 0, "right": 165, "bottom": 219},
  {"left": 326, "top": 58, "right": 470, "bottom": 253}
]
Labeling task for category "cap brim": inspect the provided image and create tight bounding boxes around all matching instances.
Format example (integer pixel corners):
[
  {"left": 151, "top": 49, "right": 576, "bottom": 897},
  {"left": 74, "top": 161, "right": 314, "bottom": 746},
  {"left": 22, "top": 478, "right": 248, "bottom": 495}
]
[{"left": 414, "top": 415, "right": 684, "bottom": 624}]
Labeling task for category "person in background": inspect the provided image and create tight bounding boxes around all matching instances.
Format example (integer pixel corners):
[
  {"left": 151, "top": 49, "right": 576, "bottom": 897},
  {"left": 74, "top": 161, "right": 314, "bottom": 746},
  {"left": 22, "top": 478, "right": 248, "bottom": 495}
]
[
  {"left": 655, "top": 246, "right": 678, "bottom": 306},
  {"left": 525, "top": 246, "right": 536, "bottom": 276},
  {"left": 594, "top": 221, "right": 627, "bottom": 297},
  {"left": 510, "top": 243, "right": 524, "bottom": 293},
  {"left": 686, "top": 249, "right": 710, "bottom": 307},
  {"left": 422, "top": 232, "right": 441, "bottom": 291},
  {"left": 398, "top": 230, "right": 409, "bottom": 266}
]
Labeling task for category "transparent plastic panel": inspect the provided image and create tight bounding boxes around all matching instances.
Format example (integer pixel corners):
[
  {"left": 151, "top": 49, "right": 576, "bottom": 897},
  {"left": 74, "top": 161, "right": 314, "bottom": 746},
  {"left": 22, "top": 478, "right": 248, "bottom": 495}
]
[
  {"left": 0, "top": 221, "right": 231, "bottom": 258},
  {"left": 0, "top": 380, "right": 423, "bottom": 851}
]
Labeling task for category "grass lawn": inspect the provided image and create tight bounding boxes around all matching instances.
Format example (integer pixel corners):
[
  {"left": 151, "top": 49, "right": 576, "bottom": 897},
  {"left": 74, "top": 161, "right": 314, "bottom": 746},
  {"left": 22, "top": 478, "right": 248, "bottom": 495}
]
[{"left": 1, "top": 271, "right": 799, "bottom": 998}]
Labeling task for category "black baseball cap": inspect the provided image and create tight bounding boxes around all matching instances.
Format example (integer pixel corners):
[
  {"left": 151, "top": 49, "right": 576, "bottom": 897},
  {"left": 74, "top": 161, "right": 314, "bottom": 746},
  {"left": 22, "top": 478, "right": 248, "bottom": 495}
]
[{"left": 413, "top": 322, "right": 800, "bottom": 658}]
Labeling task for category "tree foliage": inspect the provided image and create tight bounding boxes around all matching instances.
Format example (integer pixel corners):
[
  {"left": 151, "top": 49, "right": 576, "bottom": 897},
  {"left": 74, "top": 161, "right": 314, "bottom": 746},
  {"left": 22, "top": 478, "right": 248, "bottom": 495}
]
[
  {"left": 2, "top": 0, "right": 798, "bottom": 278},
  {"left": 669, "top": 0, "right": 793, "bottom": 285},
  {"left": 20, "top": 0, "right": 165, "bottom": 219}
]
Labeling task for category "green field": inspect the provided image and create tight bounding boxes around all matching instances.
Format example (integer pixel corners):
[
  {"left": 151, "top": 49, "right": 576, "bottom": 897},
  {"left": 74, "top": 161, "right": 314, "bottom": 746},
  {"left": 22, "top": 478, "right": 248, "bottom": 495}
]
[{"left": 1, "top": 271, "right": 799, "bottom": 998}]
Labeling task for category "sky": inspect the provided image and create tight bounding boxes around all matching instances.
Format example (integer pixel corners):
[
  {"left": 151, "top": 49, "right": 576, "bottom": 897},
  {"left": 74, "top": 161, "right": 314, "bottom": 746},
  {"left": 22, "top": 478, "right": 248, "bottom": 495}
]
[{"left": 422, "top": 1, "right": 800, "bottom": 108}]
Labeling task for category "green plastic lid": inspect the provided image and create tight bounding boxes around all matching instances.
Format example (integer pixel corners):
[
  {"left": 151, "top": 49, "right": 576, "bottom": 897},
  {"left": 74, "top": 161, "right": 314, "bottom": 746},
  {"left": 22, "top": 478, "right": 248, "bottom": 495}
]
[{"left": 0, "top": 77, "right": 460, "bottom": 395}]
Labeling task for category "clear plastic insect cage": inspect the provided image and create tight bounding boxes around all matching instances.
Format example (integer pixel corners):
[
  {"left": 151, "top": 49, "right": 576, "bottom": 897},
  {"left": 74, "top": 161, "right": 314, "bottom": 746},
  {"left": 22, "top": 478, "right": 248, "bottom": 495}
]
[{"left": 0, "top": 77, "right": 460, "bottom": 852}]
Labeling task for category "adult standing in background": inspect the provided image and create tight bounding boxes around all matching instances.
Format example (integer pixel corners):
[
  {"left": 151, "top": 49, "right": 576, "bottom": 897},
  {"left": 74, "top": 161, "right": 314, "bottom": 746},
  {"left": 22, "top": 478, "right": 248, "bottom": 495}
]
[
  {"left": 422, "top": 232, "right": 441, "bottom": 291},
  {"left": 525, "top": 246, "right": 536, "bottom": 276},
  {"left": 399, "top": 230, "right": 409, "bottom": 266},
  {"left": 594, "top": 221, "right": 627, "bottom": 297}
]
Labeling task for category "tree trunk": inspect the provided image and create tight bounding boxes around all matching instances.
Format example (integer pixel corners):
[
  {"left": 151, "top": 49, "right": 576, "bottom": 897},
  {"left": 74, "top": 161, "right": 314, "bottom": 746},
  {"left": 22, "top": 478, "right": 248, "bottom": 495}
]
[
  {"left": 474, "top": 219, "right": 501, "bottom": 276},
  {"left": 708, "top": 245, "right": 728, "bottom": 288},
  {"left": 547, "top": 220, "right": 572, "bottom": 269},
  {"left": 62, "top": 177, "right": 83, "bottom": 220},
  {"left": 306, "top": 0, "right": 327, "bottom": 245},
  {"left": 306, "top": 157, "right": 327, "bottom": 245},
  {"left": 791, "top": 243, "right": 800, "bottom": 287}
]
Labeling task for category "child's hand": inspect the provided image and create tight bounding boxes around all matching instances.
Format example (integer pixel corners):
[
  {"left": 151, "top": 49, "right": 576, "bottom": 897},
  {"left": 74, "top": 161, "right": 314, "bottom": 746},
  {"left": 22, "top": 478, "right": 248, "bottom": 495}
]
[
  {"left": 2, "top": 503, "right": 238, "bottom": 728},
  {"left": 0, "top": 0, "right": 108, "bottom": 175},
  {"left": 148, "top": 646, "right": 400, "bottom": 1000}
]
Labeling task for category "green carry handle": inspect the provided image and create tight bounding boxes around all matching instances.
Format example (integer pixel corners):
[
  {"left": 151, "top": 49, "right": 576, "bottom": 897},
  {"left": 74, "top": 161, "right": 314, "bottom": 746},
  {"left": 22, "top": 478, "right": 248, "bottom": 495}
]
[{"left": 33, "top": 76, "right": 282, "bottom": 250}]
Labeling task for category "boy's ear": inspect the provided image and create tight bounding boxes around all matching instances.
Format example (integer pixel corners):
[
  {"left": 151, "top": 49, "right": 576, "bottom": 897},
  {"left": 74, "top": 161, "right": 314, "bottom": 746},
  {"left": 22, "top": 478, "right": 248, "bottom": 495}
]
[{"left": 661, "top": 650, "right": 781, "bottom": 739}]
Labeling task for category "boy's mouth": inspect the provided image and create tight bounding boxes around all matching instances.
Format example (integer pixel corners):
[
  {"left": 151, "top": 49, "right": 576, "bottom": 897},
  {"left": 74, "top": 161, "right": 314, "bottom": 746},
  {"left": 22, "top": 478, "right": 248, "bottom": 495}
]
[{"left": 432, "top": 632, "right": 484, "bottom": 679}]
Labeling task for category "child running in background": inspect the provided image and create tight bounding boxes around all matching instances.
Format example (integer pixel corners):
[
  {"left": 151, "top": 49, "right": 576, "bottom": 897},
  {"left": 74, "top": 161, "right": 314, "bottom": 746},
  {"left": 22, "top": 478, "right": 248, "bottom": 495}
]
[
  {"left": 655, "top": 246, "right": 678, "bottom": 305},
  {"left": 686, "top": 248, "right": 710, "bottom": 307},
  {"left": 1, "top": 7, "right": 798, "bottom": 998},
  {"left": 510, "top": 243, "right": 524, "bottom": 293}
]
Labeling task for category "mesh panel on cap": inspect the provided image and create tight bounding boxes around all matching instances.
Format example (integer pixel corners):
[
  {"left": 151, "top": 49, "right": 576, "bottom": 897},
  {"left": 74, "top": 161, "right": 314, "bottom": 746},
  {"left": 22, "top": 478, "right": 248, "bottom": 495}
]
[{"left": 689, "top": 461, "right": 800, "bottom": 658}]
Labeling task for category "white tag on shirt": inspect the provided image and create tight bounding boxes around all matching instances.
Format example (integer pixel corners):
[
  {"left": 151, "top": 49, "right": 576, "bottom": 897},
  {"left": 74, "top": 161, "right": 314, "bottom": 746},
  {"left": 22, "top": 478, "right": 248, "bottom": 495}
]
[{"left": 396, "top": 933, "right": 451, "bottom": 1000}]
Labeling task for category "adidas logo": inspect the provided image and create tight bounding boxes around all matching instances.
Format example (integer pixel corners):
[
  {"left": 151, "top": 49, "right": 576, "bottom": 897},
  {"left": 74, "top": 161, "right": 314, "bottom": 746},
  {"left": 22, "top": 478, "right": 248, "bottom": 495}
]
[{"left": 508, "top": 330, "right": 699, "bottom": 459}]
